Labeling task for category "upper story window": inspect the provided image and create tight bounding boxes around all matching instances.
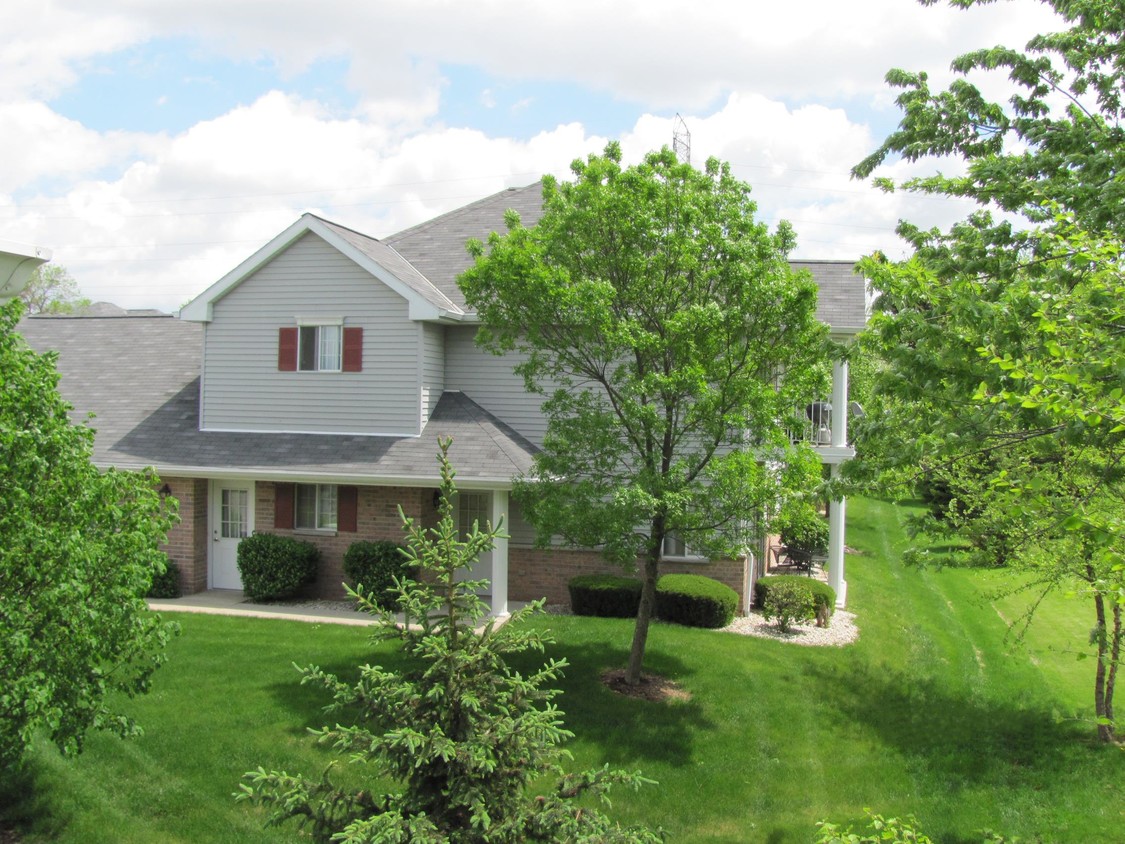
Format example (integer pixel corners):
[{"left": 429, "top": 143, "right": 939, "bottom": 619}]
[
  {"left": 278, "top": 321, "right": 363, "bottom": 373},
  {"left": 299, "top": 325, "right": 341, "bottom": 372}
]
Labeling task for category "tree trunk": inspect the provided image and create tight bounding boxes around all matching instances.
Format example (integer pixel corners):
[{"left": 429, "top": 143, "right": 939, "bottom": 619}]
[
  {"left": 1104, "top": 599, "right": 1121, "bottom": 743},
  {"left": 1091, "top": 587, "right": 1116, "bottom": 744},
  {"left": 625, "top": 538, "right": 662, "bottom": 685}
]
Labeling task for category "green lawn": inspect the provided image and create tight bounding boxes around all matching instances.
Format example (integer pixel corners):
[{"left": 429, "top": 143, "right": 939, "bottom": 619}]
[{"left": 3, "top": 498, "right": 1123, "bottom": 842}]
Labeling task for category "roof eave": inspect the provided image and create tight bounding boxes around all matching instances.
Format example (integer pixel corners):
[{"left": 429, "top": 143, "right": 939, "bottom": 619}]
[{"left": 98, "top": 460, "right": 517, "bottom": 490}]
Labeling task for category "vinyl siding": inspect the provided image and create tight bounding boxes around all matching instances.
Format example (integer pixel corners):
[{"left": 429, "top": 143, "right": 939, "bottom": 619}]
[
  {"left": 420, "top": 323, "right": 444, "bottom": 424},
  {"left": 201, "top": 233, "right": 420, "bottom": 435},
  {"left": 507, "top": 497, "right": 539, "bottom": 547},
  {"left": 444, "top": 325, "right": 548, "bottom": 446}
]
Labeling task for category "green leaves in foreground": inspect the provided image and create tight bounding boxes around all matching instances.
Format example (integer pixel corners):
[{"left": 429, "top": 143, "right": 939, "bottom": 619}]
[
  {"left": 239, "top": 437, "right": 661, "bottom": 843},
  {"left": 0, "top": 298, "right": 178, "bottom": 771}
]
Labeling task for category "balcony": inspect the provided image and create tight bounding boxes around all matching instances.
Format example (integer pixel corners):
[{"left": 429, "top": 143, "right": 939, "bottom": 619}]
[{"left": 785, "top": 359, "right": 857, "bottom": 465}]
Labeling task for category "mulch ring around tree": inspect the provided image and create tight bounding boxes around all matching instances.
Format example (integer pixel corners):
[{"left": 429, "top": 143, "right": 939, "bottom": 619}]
[{"left": 600, "top": 669, "right": 691, "bottom": 703}]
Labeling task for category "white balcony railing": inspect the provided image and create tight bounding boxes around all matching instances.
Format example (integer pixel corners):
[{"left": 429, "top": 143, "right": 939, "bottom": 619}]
[{"left": 787, "top": 401, "right": 834, "bottom": 447}]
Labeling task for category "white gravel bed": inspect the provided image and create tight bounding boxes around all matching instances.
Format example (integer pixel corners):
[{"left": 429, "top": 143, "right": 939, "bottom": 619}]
[
  {"left": 545, "top": 603, "right": 859, "bottom": 647},
  {"left": 720, "top": 609, "right": 859, "bottom": 646}
]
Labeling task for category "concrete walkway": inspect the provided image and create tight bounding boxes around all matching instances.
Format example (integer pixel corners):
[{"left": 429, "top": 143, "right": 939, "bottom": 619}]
[{"left": 147, "top": 590, "right": 377, "bottom": 626}]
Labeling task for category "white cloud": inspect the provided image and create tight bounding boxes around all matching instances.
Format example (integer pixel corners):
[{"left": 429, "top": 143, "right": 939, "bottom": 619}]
[{"left": 0, "top": 0, "right": 1071, "bottom": 312}]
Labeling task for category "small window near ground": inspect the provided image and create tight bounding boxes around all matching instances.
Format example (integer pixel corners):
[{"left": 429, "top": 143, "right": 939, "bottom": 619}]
[
  {"left": 296, "top": 483, "right": 338, "bottom": 530},
  {"left": 663, "top": 532, "right": 705, "bottom": 560}
]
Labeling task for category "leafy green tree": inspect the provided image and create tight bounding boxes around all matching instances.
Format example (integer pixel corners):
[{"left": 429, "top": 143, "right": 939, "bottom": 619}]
[
  {"left": 18, "top": 264, "right": 91, "bottom": 315},
  {"left": 459, "top": 144, "right": 829, "bottom": 684},
  {"left": 0, "top": 298, "right": 177, "bottom": 770},
  {"left": 850, "top": 0, "right": 1125, "bottom": 742},
  {"left": 239, "top": 438, "right": 660, "bottom": 843}
]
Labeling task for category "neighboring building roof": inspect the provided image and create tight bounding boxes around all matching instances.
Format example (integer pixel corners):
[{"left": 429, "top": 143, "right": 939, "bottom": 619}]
[
  {"left": 17, "top": 315, "right": 536, "bottom": 486},
  {"left": 385, "top": 183, "right": 545, "bottom": 312}
]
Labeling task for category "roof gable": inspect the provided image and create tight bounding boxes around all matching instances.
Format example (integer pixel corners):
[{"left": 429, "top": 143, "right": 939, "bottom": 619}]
[{"left": 180, "top": 213, "right": 461, "bottom": 323}]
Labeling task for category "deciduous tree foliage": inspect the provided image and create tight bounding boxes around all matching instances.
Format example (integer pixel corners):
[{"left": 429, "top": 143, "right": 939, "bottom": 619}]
[
  {"left": 0, "top": 299, "right": 177, "bottom": 770},
  {"left": 18, "top": 264, "right": 90, "bottom": 315},
  {"left": 851, "top": 0, "right": 1124, "bottom": 742},
  {"left": 240, "top": 438, "right": 660, "bottom": 843},
  {"left": 460, "top": 144, "right": 828, "bottom": 683}
]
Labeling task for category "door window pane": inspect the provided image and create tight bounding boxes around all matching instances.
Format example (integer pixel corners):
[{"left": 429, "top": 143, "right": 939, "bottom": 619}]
[
  {"left": 457, "top": 492, "right": 490, "bottom": 540},
  {"left": 221, "top": 488, "right": 248, "bottom": 539}
]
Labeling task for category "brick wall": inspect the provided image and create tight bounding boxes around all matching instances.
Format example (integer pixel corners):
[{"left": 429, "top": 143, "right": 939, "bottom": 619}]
[
  {"left": 256, "top": 482, "right": 429, "bottom": 599},
  {"left": 157, "top": 477, "right": 752, "bottom": 611},
  {"left": 509, "top": 546, "right": 751, "bottom": 612},
  {"left": 160, "top": 477, "right": 208, "bottom": 595}
]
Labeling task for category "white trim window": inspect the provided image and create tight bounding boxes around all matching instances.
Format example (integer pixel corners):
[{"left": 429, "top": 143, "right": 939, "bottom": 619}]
[
  {"left": 663, "top": 532, "right": 706, "bottom": 561},
  {"left": 298, "top": 324, "right": 342, "bottom": 372},
  {"left": 296, "top": 483, "right": 338, "bottom": 530}
]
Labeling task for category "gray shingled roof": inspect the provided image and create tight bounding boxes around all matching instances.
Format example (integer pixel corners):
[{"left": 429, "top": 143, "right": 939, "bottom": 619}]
[
  {"left": 788, "top": 260, "right": 869, "bottom": 333},
  {"left": 312, "top": 215, "right": 462, "bottom": 314},
  {"left": 17, "top": 315, "right": 536, "bottom": 484},
  {"left": 384, "top": 183, "right": 866, "bottom": 332},
  {"left": 385, "top": 183, "right": 545, "bottom": 312}
]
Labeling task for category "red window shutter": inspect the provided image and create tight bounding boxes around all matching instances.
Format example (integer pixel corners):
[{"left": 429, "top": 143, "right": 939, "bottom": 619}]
[
  {"left": 342, "top": 327, "right": 363, "bottom": 372},
  {"left": 274, "top": 483, "right": 294, "bottom": 529},
  {"left": 278, "top": 327, "right": 298, "bottom": 371},
  {"left": 338, "top": 485, "right": 358, "bottom": 532}
]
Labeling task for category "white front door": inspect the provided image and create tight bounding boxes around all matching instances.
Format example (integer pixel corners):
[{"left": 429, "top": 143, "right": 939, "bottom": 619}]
[{"left": 211, "top": 480, "right": 254, "bottom": 590}]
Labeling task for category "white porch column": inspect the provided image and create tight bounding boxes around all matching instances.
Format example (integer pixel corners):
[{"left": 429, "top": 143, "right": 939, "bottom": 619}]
[
  {"left": 830, "top": 357, "right": 849, "bottom": 448},
  {"left": 827, "top": 463, "right": 847, "bottom": 607},
  {"left": 490, "top": 489, "right": 510, "bottom": 617}
]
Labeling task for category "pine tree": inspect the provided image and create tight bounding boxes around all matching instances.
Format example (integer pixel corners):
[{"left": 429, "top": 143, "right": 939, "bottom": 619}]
[{"left": 239, "top": 437, "right": 661, "bottom": 842}]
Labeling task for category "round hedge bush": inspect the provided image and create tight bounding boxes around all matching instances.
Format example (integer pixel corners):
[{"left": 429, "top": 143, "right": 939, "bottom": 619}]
[
  {"left": 567, "top": 574, "right": 642, "bottom": 618},
  {"left": 236, "top": 532, "right": 320, "bottom": 601},
  {"left": 754, "top": 575, "right": 836, "bottom": 627},
  {"left": 343, "top": 540, "right": 413, "bottom": 610},
  {"left": 655, "top": 573, "right": 738, "bottom": 629},
  {"left": 146, "top": 559, "right": 181, "bottom": 599}
]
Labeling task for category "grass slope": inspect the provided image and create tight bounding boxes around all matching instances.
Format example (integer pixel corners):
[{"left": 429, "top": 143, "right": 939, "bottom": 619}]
[{"left": 2, "top": 498, "right": 1122, "bottom": 842}]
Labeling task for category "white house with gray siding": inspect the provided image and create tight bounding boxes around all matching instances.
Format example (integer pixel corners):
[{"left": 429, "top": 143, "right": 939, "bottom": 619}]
[{"left": 20, "top": 183, "right": 866, "bottom": 614}]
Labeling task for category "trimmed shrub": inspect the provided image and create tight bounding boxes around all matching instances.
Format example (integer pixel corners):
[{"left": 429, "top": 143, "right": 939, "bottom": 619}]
[
  {"left": 763, "top": 579, "right": 816, "bottom": 632},
  {"left": 655, "top": 573, "right": 738, "bottom": 629},
  {"left": 237, "top": 532, "right": 320, "bottom": 601},
  {"left": 755, "top": 575, "right": 836, "bottom": 627},
  {"left": 147, "top": 559, "right": 181, "bottom": 598},
  {"left": 567, "top": 574, "right": 642, "bottom": 618},
  {"left": 343, "top": 540, "right": 413, "bottom": 610}
]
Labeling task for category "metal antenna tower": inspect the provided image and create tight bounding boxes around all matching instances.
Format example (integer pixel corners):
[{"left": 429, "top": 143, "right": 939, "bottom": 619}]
[{"left": 672, "top": 113, "right": 691, "bottom": 164}]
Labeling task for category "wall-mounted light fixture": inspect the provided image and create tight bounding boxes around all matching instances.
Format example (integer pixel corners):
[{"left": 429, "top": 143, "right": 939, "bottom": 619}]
[{"left": 159, "top": 483, "right": 173, "bottom": 498}]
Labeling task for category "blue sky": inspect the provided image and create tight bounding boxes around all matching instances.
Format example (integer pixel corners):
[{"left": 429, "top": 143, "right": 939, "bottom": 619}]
[{"left": 0, "top": 0, "right": 1060, "bottom": 311}]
